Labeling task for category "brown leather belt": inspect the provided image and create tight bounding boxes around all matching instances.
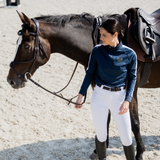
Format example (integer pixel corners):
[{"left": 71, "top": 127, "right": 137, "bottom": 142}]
[{"left": 97, "top": 84, "right": 126, "bottom": 92}]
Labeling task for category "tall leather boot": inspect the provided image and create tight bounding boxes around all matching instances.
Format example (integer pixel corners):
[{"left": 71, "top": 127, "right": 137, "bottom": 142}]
[
  {"left": 123, "top": 143, "right": 135, "bottom": 160},
  {"left": 95, "top": 136, "right": 106, "bottom": 160}
]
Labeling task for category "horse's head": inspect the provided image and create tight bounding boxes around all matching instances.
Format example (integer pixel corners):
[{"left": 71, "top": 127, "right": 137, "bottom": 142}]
[{"left": 7, "top": 12, "right": 51, "bottom": 89}]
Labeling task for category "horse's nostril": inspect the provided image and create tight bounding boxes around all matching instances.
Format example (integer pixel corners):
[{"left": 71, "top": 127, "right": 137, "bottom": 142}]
[
  {"left": 10, "top": 80, "right": 15, "bottom": 86},
  {"left": 7, "top": 77, "right": 15, "bottom": 87}
]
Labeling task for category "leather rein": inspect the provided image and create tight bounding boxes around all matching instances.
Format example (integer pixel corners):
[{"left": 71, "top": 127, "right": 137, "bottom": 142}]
[{"left": 9, "top": 18, "right": 86, "bottom": 105}]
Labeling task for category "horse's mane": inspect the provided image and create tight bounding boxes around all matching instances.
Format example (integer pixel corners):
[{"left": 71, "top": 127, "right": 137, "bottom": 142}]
[
  {"left": 34, "top": 12, "right": 122, "bottom": 27},
  {"left": 34, "top": 13, "right": 95, "bottom": 26}
]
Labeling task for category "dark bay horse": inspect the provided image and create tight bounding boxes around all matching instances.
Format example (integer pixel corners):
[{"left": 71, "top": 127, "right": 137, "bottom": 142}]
[{"left": 7, "top": 11, "right": 160, "bottom": 160}]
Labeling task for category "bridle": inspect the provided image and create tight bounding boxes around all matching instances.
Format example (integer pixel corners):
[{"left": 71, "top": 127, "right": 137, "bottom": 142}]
[
  {"left": 9, "top": 18, "right": 86, "bottom": 105},
  {"left": 10, "top": 18, "right": 49, "bottom": 82},
  {"left": 9, "top": 16, "right": 103, "bottom": 105},
  {"left": 8, "top": 16, "right": 103, "bottom": 105}
]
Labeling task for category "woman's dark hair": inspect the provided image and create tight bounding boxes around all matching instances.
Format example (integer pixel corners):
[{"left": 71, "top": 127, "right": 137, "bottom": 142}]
[{"left": 100, "top": 18, "right": 124, "bottom": 39}]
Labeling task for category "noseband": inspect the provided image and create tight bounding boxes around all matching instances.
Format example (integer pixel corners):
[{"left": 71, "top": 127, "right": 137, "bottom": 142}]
[{"left": 9, "top": 18, "right": 48, "bottom": 82}]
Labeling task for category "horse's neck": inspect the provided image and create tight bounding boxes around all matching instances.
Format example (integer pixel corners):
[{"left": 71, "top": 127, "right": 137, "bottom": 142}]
[
  {"left": 40, "top": 22, "right": 94, "bottom": 67},
  {"left": 39, "top": 14, "right": 128, "bottom": 67}
]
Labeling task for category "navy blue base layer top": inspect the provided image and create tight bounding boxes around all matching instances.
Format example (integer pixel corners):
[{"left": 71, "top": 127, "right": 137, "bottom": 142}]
[{"left": 79, "top": 41, "right": 137, "bottom": 103}]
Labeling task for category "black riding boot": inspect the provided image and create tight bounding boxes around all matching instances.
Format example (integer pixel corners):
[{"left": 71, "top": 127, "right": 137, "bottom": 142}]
[
  {"left": 95, "top": 136, "right": 106, "bottom": 160},
  {"left": 123, "top": 143, "right": 135, "bottom": 160}
]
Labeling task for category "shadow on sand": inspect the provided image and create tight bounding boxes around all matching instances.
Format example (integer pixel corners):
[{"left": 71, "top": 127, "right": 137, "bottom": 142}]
[{"left": 0, "top": 135, "right": 159, "bottom": 160}]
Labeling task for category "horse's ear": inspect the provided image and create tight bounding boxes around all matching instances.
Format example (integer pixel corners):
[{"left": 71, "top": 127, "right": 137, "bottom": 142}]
[
  {"left": 16, "top": 10, "right": 26, "bottom": 24},
  {"left": 21, "top": 12, "right": 36, "bottom": 29}
]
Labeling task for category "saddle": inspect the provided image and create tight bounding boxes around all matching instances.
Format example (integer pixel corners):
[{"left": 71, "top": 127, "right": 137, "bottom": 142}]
[
  {"left": 125, "top": 8, "right": 156, "bottom": 87},
  {"left": 132, "top": 8, "right": 160, "bottom": 61}
]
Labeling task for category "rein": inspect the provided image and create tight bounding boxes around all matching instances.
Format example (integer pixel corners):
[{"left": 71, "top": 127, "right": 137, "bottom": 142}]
[
  {"left": 29, "top": 78, "right": 86, "bottom": 105},
  {"left": 10, "top": 18, "right": 86, "bottom": 105},
  {"left": 29, "top": 62, "right": 87, "bottom": 105}
]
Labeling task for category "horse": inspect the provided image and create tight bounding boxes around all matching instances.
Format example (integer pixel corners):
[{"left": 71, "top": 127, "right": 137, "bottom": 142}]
[{"left": 7, "top": 10, "right": 160, "bottom": 160}]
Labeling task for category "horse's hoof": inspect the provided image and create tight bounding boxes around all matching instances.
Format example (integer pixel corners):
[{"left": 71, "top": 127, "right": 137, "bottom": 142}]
[{"left": 89, "top": 151, "right": 98, "bottom": 160}]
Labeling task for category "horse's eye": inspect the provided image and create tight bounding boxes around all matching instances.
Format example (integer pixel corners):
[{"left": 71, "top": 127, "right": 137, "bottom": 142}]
[{"left": 24, "top": 44, "right": 30, "bottom": 49}]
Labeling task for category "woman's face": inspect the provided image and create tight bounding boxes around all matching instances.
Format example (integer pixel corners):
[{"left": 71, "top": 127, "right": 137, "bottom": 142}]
[{"left": 100, "top": 27, "right": 117, "bottom": 46}]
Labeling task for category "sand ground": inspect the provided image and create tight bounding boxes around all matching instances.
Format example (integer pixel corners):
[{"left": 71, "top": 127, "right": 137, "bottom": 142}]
[{"left": 0, "top": 0, "right": 160, "bottom": 159}]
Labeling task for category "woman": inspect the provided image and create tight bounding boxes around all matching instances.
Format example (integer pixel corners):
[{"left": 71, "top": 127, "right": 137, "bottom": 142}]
[{"left": 75, "top": 18, "right": 136, "bottom": 160}]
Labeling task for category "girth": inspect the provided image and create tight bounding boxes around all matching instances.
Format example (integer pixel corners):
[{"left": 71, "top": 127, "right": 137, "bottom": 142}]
[{"left": 92, "top": 16, "right": 102, "bottom": 46}]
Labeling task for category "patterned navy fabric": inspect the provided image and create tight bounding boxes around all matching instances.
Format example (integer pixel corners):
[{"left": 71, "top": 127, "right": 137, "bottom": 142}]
[{"left": 79, "top": 41, "right": 137, "bottom": 102}]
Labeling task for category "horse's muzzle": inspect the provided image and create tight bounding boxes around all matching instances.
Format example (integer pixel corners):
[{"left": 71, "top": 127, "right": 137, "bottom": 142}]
[{"left": 7, "top": 76, "right": 26, "bottom": 89}]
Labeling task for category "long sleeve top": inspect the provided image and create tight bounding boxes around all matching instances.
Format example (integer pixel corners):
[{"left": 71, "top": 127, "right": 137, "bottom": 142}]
[{"left": 79, "top": 41, "right": 137, "bottom": 103}]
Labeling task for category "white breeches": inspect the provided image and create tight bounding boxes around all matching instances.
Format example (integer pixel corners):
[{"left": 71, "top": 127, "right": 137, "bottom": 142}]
[{"left": 91, "top": 85, "right": 132, "bottom": 146}]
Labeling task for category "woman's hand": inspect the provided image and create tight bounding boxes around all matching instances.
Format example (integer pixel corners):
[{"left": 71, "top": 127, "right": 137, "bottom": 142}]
[
  {"left": 118, "top": 100, "right": 130, "bottom": 115},
  {"left": 75, "top": 94, "right": 83, "bottom": 109}
]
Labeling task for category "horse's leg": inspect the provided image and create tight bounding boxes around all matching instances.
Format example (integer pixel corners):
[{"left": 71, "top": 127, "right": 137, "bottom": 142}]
[
  {"left": 130, "top": 85, "right": 145, "bottom": 160},
  {"left": 106, "top": 111, "right": 111, "bottom": 148}
]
